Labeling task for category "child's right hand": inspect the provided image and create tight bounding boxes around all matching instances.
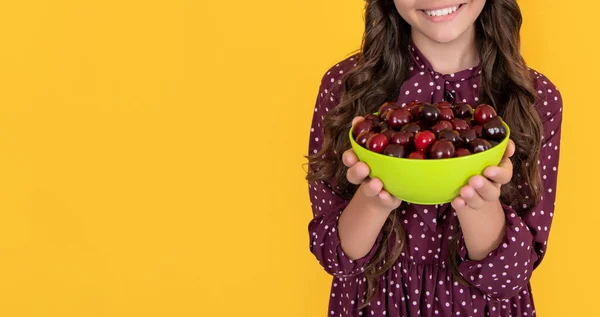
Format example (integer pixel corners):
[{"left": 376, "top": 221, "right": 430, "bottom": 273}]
[{"left": 342, "top": 117, "right": 402, "bottom": 213}]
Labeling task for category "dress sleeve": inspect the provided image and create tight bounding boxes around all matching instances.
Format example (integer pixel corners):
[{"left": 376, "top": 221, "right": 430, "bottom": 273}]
[
  {"left": 455, "top": 72, "right": 563, "bottom": 300},
  {"left": 307, "top": 63, "right": 384, "bottom": 277}
]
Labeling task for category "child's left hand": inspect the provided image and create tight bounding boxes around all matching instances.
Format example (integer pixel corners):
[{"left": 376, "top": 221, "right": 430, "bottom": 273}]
[{"left": 451, "top": 139, "right": 516, "bottom": 211}]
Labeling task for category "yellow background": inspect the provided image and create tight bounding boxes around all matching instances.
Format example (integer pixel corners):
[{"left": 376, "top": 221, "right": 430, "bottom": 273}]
[{"left": 0, "top": 1, "right": 595, "bottom": 316}]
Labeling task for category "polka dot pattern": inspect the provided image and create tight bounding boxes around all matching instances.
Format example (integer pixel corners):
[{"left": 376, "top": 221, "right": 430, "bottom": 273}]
[{"left": 307, "top": 43, "right": 562, "bottom": 317}]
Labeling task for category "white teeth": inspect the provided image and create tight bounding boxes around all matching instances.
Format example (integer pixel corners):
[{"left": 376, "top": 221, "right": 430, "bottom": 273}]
[{"left": 424, "top": 5, "right": 459, "bottom": 17}]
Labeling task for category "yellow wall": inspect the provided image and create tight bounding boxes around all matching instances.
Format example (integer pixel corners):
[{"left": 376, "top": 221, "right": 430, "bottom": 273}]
[{"left": 0, "top": 1, "right": 594, "bottom": 316}]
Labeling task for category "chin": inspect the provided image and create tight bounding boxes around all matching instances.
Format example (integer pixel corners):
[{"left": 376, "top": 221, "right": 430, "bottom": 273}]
[{"left": 419, "top": 28, "right": 466, "bottom": 44}]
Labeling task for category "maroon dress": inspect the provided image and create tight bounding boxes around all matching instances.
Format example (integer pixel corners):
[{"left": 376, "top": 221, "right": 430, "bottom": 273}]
[{"left": 307, "top": 42, "right": 562, "bottom": 317}]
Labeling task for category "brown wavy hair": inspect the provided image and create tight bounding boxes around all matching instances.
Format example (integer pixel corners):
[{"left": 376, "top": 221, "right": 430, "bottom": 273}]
[{"left": 305, "top": 0, "right": 543, "bottom": 308}]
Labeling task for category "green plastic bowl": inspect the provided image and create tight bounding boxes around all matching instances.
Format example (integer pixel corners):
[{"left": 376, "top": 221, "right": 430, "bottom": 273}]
[{"left": 349, "top": 119, "right": 510, "bottom": 205}]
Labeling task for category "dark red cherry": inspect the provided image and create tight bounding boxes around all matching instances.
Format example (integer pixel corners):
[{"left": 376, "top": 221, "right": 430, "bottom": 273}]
[
  {"left": 429, "top": 140, "right": 456, "bottom": 159},
  {"left": 414, "top": 130, "right": 436, "bottom": 152},
  {"left": 489, "top": 140, "right": 499, "bottom": 147},
  {"left": 378, "top": 102, "right": 401, "bottom": 119},
  {"left": 438, "top": 130, "right": 463, "bottom": 147},
  {"left": 415, "top": 120, "right": 429, "bottom": 131},
  {"left": 367, "top": 133, "right": 389, "bottom": 153},
  {"left": 383, "top": 144, "right": 407, "bottom": 158},
  {"left": 391, "top": 131, "right": 415, "bottom": 148},
  {"left": 440, "top": 108, "right": 454, "bottom": 121},
  {"left": 386, "top": 108, "right": 413, "bottom": 130},
  {"left": 364, "top": 114, "right": 381, "bottom": 127},
  {"left": 473, "top": 104, "right": 497, "bottom": 125},
  {"left": 472, "top": 125, "right": 483, "bottom": 138},
  {"left": 470, "top": 138, "right": 493, "bottom": 153},
  {"left": 431, "top": 120, "right": 453, "bottom": 135},
  {"left": 451, "top": 118, "right": 470, "bottom": 131},
  {"left": 405, "top": 101, "right": 419, "bottom": 109},
  {"left": 435, "top": 101, "right": 453, "bottom": 109},
  {"left": 352, "top": 118, "right": 375, "bottom": 139},
  {"left": 482, "top": 116, "right": 507, "bottom": 141},
  {"left": 455, "top": 148, "right": 472, "bottom": 157},
  {"left": 419, "top": 104, "right": 441, "bottom": 125},
  {"left": 381, "top": 128, "right": 396, "bottom": 139},
  {"left": 356, "top": 131, "right": 375, "bottom": 148},
  {"left": 454, "top": 103, "right": 474, "bottom": 119},
  {"left": 407, "top": 151, "right": 427, "bottom": 159},
  {"left": 400, "top": 122, "right": 422, "bottom": 134},
  {"left": 408, "top": 103, "right": 423, "bottom": 118},
  {"left": 378, "top": 121, "right": 390, "bottom": 132},
  {"left": 459, "top": 129, "right": 477, "bottom": 144}
]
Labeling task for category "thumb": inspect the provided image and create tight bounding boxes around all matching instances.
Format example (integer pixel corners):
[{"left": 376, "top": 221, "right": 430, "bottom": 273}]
[
  {"left": 351, "top": 116, "right": 364, "bottom": 127},
  {"left": 504, "top": 139, "right": 516, "bottom": 159}
]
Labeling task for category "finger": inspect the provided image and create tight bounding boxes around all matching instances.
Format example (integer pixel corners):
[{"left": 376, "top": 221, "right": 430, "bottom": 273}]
[
  {"left": 379, "top": 191, "right": 403, "bottom": 209},
  {"left": 503, "top": 139, "right": 516, "bottom": 159},
  {"left": 346, "top": 162, "right": 370, "bottom": 185},
  {"left": 484, "top": 158, "right": 513, "bottom": 186},
  {"left": 469, "top": 175, "right": 500, "bottom": 202},
  {"left": 342, "top": 149, "right": 358, "bottom": 168},
  {"left": 378, "top": 189, "right": 391, "bottom": 201},
  {"left": 361, "top": 177, "right": 383, "bottom": 197},
  {"left": 460, "top": 185, "right": 486, "bottom": 210},
  {"left": 451, "top": 196, "right": 467, "bottom": 210},
  {"left": 351, "top": 116, "right": 364, "bottom": 126}
]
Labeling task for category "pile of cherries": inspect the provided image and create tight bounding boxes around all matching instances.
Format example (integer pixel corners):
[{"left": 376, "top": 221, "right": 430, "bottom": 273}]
[{"left": 351, "top": 101, "right": 508, "bottom": 159}]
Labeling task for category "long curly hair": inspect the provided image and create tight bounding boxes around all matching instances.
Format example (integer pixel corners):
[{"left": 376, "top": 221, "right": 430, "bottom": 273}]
[{"left": 306, "top": 0, "right": 543, "bottom": 308}]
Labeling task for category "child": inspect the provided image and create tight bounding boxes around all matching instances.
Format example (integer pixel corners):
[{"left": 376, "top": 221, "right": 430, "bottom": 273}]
[{"left": 305, "top": 0, "right": 562, "bottom": 316}]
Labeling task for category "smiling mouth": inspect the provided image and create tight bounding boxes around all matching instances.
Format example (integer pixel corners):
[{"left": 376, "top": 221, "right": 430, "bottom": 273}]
[{"left": 420, "top": 4, "right": 465, "bottom": 17}]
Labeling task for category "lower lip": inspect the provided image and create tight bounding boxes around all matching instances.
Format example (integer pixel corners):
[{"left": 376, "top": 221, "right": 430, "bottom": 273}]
[{"left": 420, "top": 4, "right": 464, "bottom": 23}]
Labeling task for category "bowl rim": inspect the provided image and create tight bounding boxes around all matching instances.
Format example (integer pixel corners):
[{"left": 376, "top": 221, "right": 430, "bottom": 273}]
[{"left": 349, "top": 115, "right": 511, "bottom": 162}]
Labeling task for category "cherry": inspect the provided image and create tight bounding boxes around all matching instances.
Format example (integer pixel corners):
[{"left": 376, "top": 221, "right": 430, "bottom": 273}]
[
  {"left": 356, "top": 131, "right": 375, "bottom": 148},
  {"left": 472, "top": 125, "right": 483, "bottom": 138},
  {"left": 378, "top": 121, "right": 390, "bottom": 131},
  {"left": 419, "top": 104, "right": 441, "bottom": 125},
  {"left": 429, "top": 140, "right": 456, "bottom": 159},
  {"left": 454, "top": 103, "right": 474, "bottom": 119},
  {"left": 364, "top": 114, "right": 381, "bottom": 127},
  {"left": 455, "top": 148, "right": 472, "bottom": 157},
  {"left": 482, "top": 116, "right": 507, "bottom": 141},
  {"left": 405, "top": 101, "right": 419, "bottom": 109},
  {"left": 440, "top": 108, "right": 454, "bottom": 121},
  {"left": 381, "top": 128, "right": 396, "bottom": 139},
  {"left": 431, "top": 120, "right": 453, "bottom": 135},
  {"left": 400, "top": 122, "right": 422, "bottom": 134},
  {"left": 408, "top": 102, "right": 423, "bottom": 117},
  {"left": 391, "top": 131, "right": 415, "bottom": 148},
  {"left": 473, "top": 104, "right": 497, "bottom": 125},
  {"left": 414, "top": 130, "right": 436, "bottom": 152},
  {"left": 489, "top": 140, "right": 499, "bottom": 147},
  {"left": 451, "top": 118, "right": 470, "bottom": 131},
  {"left": 352, "top": 118, "right": 375, "bottom": 139},
  {"left": 438, "top": 130, "right": 463, "bottom": 147},
  {"left": 459, "top": 129, "right": 477, "bottom": 144},
  {"left": 367, "top": 133, "right": 389, "bottom": 153},
  {"left": 407, "top": 151, "right": 427, "bottom": 159},
  {"left": 435, "top": 101, "right": 453, "bottom": 109},
  {"left": 415, "top": 120, "right": 429, "bottom": 131},
  {"left": 378, "top": 102, "right": 401, "bottom": 119},
  {"left": 384, "top": 144, "right": 407, "bottom": 158},
  {"left": 470, "top": 138, "right": 493, "bottom": 153},
  {"left": 386, "top": 108, "right": 413, "bottom": 129}
]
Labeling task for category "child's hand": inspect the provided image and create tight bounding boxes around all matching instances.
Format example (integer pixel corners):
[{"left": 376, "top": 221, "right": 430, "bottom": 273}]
[
  {"left": 451, "top": 139, "right": 516, "bottom": 211},
  {"left": 342, "top": 117, "right": 402, "bottom": 213}
]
